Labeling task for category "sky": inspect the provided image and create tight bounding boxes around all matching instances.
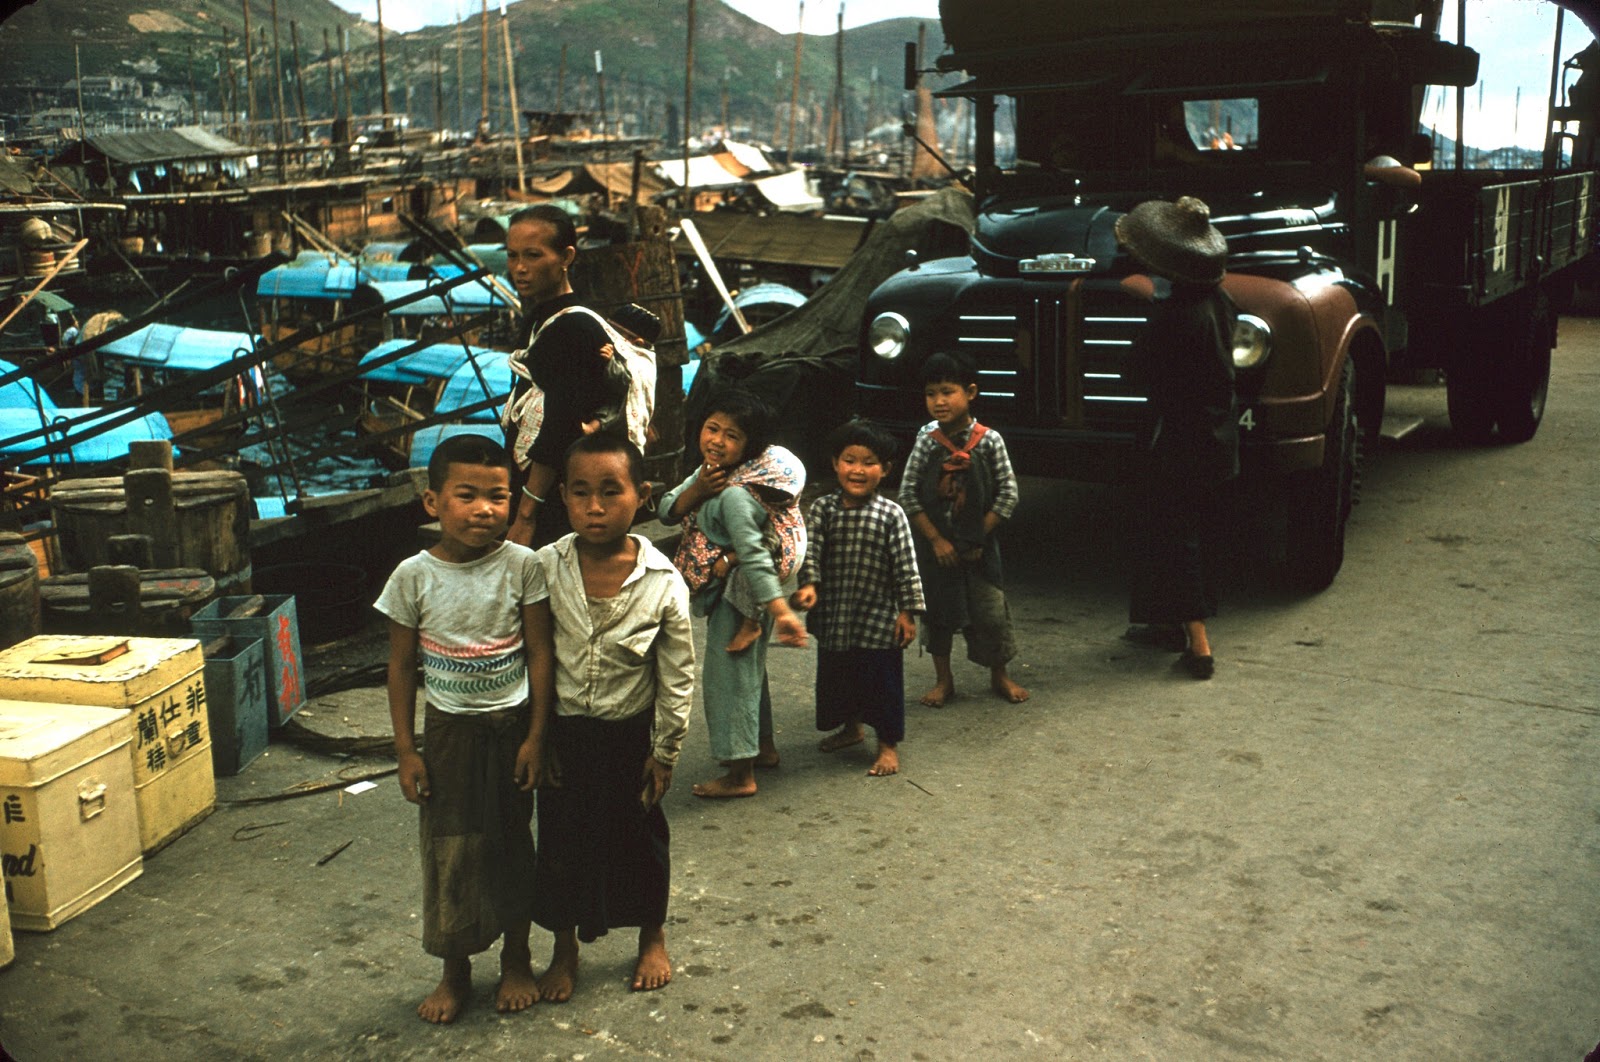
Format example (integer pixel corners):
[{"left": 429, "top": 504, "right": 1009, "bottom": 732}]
[{"left": 326, "top": 0, "right": 1587, "bottom": 149}]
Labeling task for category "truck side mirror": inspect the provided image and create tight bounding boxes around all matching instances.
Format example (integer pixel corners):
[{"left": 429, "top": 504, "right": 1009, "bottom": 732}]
[{"left": 904, "top": 42, "right": 918, "bottom": 92}]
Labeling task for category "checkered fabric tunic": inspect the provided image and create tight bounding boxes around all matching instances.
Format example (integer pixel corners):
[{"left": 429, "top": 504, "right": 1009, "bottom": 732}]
[
  {"left": 798, "top": 491, "right": 926, "bottom": 652},
  {"left": 898, "top": 420, "right": 1020, "bottom": 523}
]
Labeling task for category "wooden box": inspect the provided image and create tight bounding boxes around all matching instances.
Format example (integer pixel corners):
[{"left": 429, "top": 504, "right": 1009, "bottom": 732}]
[
  {"left": 202, "top": 636, "right": 268, "bottom": 777},
  {"left": 0, "top": 636, "right": 216, "bottom": 854},
  {"left": 190, "top": 596, "right": 305, "bottom": 727},
  {"left": 0, "top": 699, "right": 142, "bottom": 931},
  {"left": 0, "top": 860, "right": 11, "bottom": 964}
]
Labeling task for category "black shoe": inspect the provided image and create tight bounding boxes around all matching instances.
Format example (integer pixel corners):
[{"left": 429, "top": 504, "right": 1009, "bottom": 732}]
[
  {"left": 1122, "top": 624, "right": 1187, "bottom": 652},
  {"left": 1181, "top": 650, "right": 1215, "bottom": 680}
]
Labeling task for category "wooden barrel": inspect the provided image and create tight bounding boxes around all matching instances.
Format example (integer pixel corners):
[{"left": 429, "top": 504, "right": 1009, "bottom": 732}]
[
  {"left": 118, "top": 236, "right": 146, "bottom": 256},
  {"left": 0, "top": 532, "right": 41, "bottom": 650},
  {"left": 49, "top": 470, "right": 252, "bottom": 595},
  {"left": 246, "top": 232, "right": 272, "bottom": 257},
  {"left": 40, "top": 567, "right": 216, "bottom": 636},
  {"left": 22, "top": 250, "right": 55, "bottom": 276}
]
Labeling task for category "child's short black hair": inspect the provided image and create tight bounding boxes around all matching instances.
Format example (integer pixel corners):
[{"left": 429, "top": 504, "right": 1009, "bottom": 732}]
[
  {"left": 704, "top": 387, "right": 776, "bottom": 466},
  {"left": 921, "top": 351, "right": 979, "bottom": 389},
  {"left": 564, "top": 431, "right": 646, "bottom": 487},
  {"left": 507, "top": 204, "right": 577, "bottom": 251},
  {"left": 827, "top": 419, "right": 897, "bottom": 465},
  {"left": 427, "top": 434, "right": 515, "bottom": 491}
]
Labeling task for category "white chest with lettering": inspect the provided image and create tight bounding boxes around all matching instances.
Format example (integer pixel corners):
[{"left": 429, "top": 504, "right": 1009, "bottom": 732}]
[{"left": 0, "top": 699, "right": 142, "bottom": 932}]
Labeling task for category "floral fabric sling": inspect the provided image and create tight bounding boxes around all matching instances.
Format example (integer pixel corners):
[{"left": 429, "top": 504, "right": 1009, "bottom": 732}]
[{"left": 675, "top": 445, "right": 806, "bottom": 593}]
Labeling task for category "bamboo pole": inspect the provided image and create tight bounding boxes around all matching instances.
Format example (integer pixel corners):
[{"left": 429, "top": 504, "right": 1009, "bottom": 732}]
[
  {"left": 830, "top": 2, "right": 844, "bottom": 164},
  {"left": 376, "top": 0, "right": 391, "bottom": 120},
  {"left": 501, "top": 3, "right": 526, "bottom": 191},
  {"left": 290, "top": 21, "right": 309, "bottom": 142},
  {"left": 241, "top": 0, "right": 256, "bottom": 142},
  {"left": 323, "top": 28, "right": 338, "bottom": 125},
  {"left": 219, "top": 36, "right": 233, "bottom": 136},
  {"left": 269, "top": 0, "right": 290, "bottom": 157},
  {"left": 683, "top": 0, "right": 696, "bottom": 211},
  {"left": 788, "top": 1, "right": 804, "bottom": 163},
  {"left": 557, "top": 42, "right": 567, "bottom": 114},
  {"left": 455, "top": 3, "right": 466, "bottom": 134},
  {"left": 480, "top": 0, "right": 490, "bottom": 133},
  {"left": 340, "top": 28, "right": 354, "bottom": 126},
  {"left": 435, "top": 46, "right": 445, "bottom": 137},
  {"left": 73, "top": 44, "right": 86, "bottom": 142},
  {"left": 187, "top": 42, "right": 201, "bottom": 124},
  {"left": 0, "top": 241, "right": 89, "bottom": 338}
]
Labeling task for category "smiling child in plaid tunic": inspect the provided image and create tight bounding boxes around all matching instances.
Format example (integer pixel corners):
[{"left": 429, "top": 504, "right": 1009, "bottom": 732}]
[{"left": 793, "top": 421, "right": 925, "bottom": 776}]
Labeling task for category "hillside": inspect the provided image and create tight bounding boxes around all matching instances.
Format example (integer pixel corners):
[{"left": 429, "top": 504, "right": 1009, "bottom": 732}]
[{"left": 0, "top": 0, "right": 949, "bottom": 146}]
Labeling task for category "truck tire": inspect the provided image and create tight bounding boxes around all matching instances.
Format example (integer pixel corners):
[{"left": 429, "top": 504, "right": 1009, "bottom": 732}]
[
  {"left": 1446, "top": 351, "right": 1496, "bottom": 443},
  {"left": 1279, "top": 359, "right": 1359, "bottom": 593},
  {"left": 1488, "top": 291, "right": 1552, "bottom": 444},
  {"left": 1447, "top": 293, "right": 1552, "bottom": 444}
]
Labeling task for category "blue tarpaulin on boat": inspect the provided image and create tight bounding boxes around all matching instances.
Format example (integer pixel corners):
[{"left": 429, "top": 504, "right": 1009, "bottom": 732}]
[
  {"left": 357, "top": 342, "right": 506, "bottom": 389},
  {"left": 99, "top": 324, "right": 259, "bottom": 373},
  {"left": 256, "top": 261, "right": 335, "bottom": 299},
  {"left": 402, "top": 352, "right": 512, "bottom": 469},
  {"left": 0, "top": 358, "right": 173, "bottom": 466},
  {"left": 434, "top": 352, "right": 511, "bottom": 417},
  {"left": 326, "top": 262, "right": 415, "bottom": 291},
  {"left": 353, "top": 280, "right": 513, "bottom": 316}
]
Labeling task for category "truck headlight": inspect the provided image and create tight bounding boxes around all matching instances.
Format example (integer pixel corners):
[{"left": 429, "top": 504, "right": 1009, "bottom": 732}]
[
  {"left": 868, "top": 312, "right": 910, "bottom": 360},
  {"left": 1232, "top": 314, "right": 1272, "bottom": 369}
]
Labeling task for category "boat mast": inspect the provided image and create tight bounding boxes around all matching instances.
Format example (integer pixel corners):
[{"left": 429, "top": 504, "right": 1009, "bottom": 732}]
[
  {"left": 684, "top": 0, "right": 696, "bottom": 210},
  {"left": 290, "top": 20, "right": 309, "bottom": 142},
  {"left": 376, "top": 0, "right": 392, "bottom": 122},
  {"left": 241, "top": 0, "right": 256, "bottom": 144},
  {"left": 501, "top": 2, "right": 526, "bottom": 191},
  {"left": 788, "top": 2, "right": 804, "bottom": 163}
]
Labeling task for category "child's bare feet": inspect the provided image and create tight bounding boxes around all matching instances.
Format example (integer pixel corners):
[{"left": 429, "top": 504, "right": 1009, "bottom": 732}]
[
  {"left": 536, "top": 932, "right": 579, "bottom": 1003},
  {"left": 418, "top": 957, "right": 471, "bottom": 1024},
  {"left": 990, "top": 669, "right": 1030, "bottom": 703},
  {"left": 867, "top": 743, "right": 899, "bottom": 776},
  {"left": 919, "top": 679, "right": 955, "bottom": 707},
  {"left": 632, "top": 926, "right": 672, "bottom": 991},
  {"left": 818, "top": 724, "right": 865, "bottom": 752},
  {"left": 496, "top": 945, "right": 539, "bottom": 1013},
  {"left": 725, "top": 615, "right": 763, "bottom": 653},
  {"left": 691, "top": 770, "right": 758, "bottom": 798}
]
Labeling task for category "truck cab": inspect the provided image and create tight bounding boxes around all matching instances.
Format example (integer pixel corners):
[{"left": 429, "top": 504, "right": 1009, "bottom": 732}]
[{"left": 858, "top": 0, "right": 1593, "bottom": 589}]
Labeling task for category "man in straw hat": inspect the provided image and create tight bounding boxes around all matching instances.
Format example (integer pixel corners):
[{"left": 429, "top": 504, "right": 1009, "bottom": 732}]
[{"left": 1114, "top": 197, "right": 1239, "bottom": 679}]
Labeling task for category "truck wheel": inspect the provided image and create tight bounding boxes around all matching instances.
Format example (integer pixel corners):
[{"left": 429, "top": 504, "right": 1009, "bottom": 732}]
[
  {"left": 1446, "top": 354, "right": 1496, "bottom": 443},
  {"left": 1279, "top": 359, "right": 1359, "bottom": 593},
  {"left": 1488, "top": 292, "right": 1552, "bottom": 444}
]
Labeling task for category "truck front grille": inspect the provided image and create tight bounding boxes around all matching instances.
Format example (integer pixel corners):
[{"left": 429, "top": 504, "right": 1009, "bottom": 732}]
[{"left": 947, "top": 289, "right": 1148, "bottom": 431}]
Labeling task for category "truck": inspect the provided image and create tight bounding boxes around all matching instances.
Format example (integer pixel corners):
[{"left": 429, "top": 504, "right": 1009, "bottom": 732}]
[{"left": 856, "top": 0, "right": 1598, "bottom": 590}]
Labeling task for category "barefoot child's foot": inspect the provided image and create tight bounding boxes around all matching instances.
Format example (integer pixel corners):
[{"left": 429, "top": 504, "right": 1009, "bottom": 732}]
[
  {"left": 536, "top": 932, "right": 579, "bottom": 1003},
  {"left": 496, "top": 945, "right": 539, "bottom": 1013},
  {"left": 725, "top": 615, "right": 763, "bottom": 653},
  {"left": 691, "top": 771, "right": 758, "bottom": 798},
  {"left": 419, "top": 958, "right": 471, "bottom": 1024},
  {"left": 818, "top": 724, "right": 865, "bottom": 752},
  {"left": 867, "top": 743, "right": 899, "bottom": 776},
  {"left": 919, "top": 679, "right": 955, "bottom": 707},
  {"left": 991, "top": 670, "right": 1030, "bottom": 703},
  {"left": 632, "top": 926, "right": 673, "bottom": 991}
]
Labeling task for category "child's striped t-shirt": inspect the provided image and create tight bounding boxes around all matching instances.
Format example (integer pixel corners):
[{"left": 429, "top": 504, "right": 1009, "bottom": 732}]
[{"left": 374, "top": 541, "right": 547, "bottom": 713}]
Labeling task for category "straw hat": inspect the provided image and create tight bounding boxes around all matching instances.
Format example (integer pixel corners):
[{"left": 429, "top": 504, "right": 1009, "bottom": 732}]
[{"left": 1114, "top": 196, "right": 1228, "bottom": 285}]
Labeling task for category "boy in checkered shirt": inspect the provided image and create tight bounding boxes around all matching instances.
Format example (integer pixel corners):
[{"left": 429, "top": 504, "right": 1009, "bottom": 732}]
[{"left": 792, "top": 421, "right": 925, "bottom": 776}]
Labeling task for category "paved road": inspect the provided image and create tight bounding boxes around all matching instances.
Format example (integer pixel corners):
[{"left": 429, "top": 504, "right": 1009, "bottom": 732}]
[{"left": 3, "top": 318, "right": 1598, "bottom": 1060}]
